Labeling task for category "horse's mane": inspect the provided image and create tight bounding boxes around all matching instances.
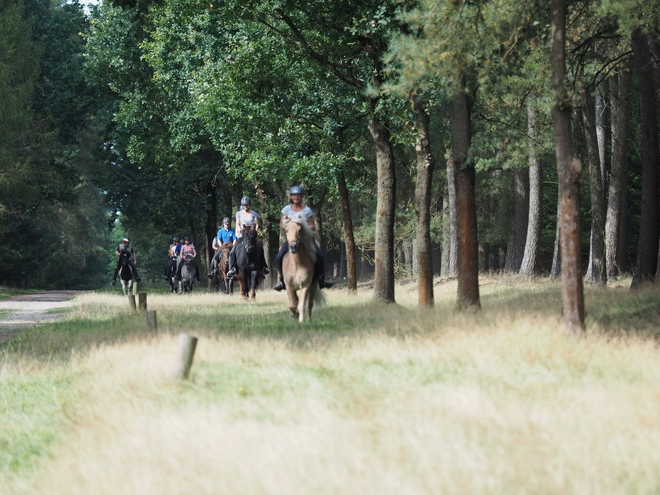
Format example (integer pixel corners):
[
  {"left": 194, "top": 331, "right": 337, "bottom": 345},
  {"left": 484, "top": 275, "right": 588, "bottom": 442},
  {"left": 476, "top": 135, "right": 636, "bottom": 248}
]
[
  {"left": 285, "top": 213, "right": 317, "bottom": 264},
  {"left": 241, "top": 224, "right": 257, "bottom": 240}
]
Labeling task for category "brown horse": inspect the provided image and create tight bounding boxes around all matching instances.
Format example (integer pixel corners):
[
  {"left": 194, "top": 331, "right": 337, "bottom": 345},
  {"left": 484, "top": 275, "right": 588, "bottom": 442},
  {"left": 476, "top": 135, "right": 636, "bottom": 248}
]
[
  {"left": 282, "top": 214, "right": 326, "bottom": 322},
  {"left": 217, "top": 241, "right": 234, "bottom": 294}
]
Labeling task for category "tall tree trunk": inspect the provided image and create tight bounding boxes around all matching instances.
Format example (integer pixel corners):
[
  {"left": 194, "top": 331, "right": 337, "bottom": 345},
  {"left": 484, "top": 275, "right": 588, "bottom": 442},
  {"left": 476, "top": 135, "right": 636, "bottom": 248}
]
[
  {"left": 368, "top": 112, "right": 396, "bottom": 302},
  {"left": 451, "top": 85, "right": 480, "bottom": 310},
  {"left": 551, "top": 0, "right": 585, "bottom": 334},
  {"left": 336, "top": 169, "right": 357, "bottom": 292},
  {"left": 443, "top": 158, "right": 458, "bottom": 277},
  {"left": 441, "top": 195, "right": 451, "bottom": 277},
  {"left": 520, "top": 103, "right": 543, "bottom": 278},
  {"left": 204, "top": 180, "right": 217, "bottom": 286},
  {"left": 631, "top": 29, "right": 660, "bottom": 289},
  {"left": 595, "top": 77, "right": 608, "bottom": 188},
  {"left": 255, "top": 183, "right": 274, "bottom": 284},
  {"left": 606, "top": 64, "right": 632, "bottom": 279},
  {"left": 581, "top": 89, "right": 607, "bottom": 286},
  {"left": 309, "top": 186, "right": 327, "bottom": 251},
  {"left": 412, "top": 92, "right": 435, "bottom": 307},
  {"left": 505, "top": 168, "right": 529, "bottom": 272}
]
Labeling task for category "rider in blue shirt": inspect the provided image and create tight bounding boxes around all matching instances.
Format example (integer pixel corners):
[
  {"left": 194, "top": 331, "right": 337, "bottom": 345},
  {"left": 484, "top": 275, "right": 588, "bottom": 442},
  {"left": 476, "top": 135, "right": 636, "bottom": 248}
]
[{"left": 208, "top": 218, "right": 236, "bottom": 277}]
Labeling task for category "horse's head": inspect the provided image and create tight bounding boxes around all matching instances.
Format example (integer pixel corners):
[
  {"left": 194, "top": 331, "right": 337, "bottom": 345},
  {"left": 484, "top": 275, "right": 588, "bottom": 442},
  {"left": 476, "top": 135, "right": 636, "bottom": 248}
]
[
  {"left": 221, "top": 242, "right": 232, "bottom": 262},
  {"left": 242, "top": 225, "right": 257, "bottom": 253},
  {"left": 285, "top": 215, "right": 306, "bottom": 253}
]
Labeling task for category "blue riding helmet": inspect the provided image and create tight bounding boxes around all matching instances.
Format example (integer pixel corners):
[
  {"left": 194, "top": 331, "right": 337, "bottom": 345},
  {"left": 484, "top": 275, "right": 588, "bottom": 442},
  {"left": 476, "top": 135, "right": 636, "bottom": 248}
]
[
  {"left": 240, "top": 196, "right": 251, "bottom": 206},
  {"left": 289, "top": 185, "right": 304, "bottom": 195}
]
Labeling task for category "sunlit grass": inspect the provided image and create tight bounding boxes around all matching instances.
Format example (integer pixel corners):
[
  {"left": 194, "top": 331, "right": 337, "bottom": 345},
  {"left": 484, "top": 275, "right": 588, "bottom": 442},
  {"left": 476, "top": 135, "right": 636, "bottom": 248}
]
[{"left": 2, "top": 278, "right": 660, "bottom": 494}]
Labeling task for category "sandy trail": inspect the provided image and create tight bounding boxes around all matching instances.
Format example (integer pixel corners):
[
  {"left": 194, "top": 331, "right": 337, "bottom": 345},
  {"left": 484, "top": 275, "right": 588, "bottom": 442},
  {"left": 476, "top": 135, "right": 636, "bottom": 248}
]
[{"left": 0, "top": 290, "right": 79, "bottom": 343}]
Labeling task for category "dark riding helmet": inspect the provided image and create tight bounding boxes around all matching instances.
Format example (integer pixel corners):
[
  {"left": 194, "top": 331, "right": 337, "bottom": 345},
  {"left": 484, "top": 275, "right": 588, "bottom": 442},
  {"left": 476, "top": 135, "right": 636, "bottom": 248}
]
[
  {"left": 184, "top": 236, "right": 190, "bottom": 241},
  {"left": 222, "top": 217, "right": 230, "bottom": 224},
  {"left": 122, "top": 237, "right": 130, "bottom": 243},
  {"left": 240, "top": 196, "right": 251, "bottom": 206},
  {"left": 178, "top": 237, "right": 184, "bottom": 242},
  {"left": 289, "top": 185, "right": 304, "bottom": 195},
  {"left": 172, "top": 236, "right": 178, "bottom": 242}
]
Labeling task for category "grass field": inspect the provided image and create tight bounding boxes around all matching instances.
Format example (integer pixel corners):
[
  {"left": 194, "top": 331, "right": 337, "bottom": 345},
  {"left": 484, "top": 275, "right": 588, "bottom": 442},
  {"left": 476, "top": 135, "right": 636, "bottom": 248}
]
[{"left": 2, "top": 277, "right": 660, "bottom": 494}]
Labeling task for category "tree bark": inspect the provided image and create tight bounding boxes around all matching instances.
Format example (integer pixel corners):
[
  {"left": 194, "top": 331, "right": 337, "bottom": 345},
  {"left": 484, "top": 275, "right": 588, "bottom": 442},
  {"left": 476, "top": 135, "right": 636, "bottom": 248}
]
[
  {"left": 519, "top": 103, "right": 543, "bottom": 278},
  {"left": 204, "top": 180, "right": 217, "bottom": 287},
  {"left": 581, "top": 89, "right": 607, "bottom": 286},
  {"left": 451, "top": 86, "right": 480, "bottom": 310},
  {"left": 368, "top": 112, "right": 396, "bottom": 302},
  {"left": 336, "top": 169, "right": 357, "bottom": 292},
  {"left": 631, "top": 29, "right": 660, "bottom": 289},
  {"left": 505, "top": 168, "right": 529, "bottom": 272},
  {"left": 606, "top": 64, "right": 632, "bottom": 279},
  {"left": 412, "top": 92, "right": 435, "bottom": 307},
  {"left": 551, "top": 0, "right": 585, "bottom": 334},
  {"left": 443, "top": 158, "right": 458, "bottom": 278}
]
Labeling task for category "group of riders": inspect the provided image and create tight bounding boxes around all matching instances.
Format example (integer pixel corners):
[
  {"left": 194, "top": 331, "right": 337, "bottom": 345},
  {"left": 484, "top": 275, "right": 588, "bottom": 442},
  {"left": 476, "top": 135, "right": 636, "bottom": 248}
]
[{"left": 112, "top": 186, "right": 333, "bottom": 291}]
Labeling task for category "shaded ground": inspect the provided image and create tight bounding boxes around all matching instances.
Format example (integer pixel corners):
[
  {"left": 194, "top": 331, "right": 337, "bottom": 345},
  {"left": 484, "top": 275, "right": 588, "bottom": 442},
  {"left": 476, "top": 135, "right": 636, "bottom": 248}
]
[{"left": 0, "top": 291, "right": 79, "bottom": 343}]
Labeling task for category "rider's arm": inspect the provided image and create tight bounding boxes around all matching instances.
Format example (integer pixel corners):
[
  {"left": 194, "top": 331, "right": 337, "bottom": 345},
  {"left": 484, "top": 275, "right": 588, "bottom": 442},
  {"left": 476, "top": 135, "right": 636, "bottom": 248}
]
[
  {"left": 279, "top": 214, "right": 287, "bottom": 230},
  {"left": 307, "top": 216, "right": 315, "bottom": 230}
]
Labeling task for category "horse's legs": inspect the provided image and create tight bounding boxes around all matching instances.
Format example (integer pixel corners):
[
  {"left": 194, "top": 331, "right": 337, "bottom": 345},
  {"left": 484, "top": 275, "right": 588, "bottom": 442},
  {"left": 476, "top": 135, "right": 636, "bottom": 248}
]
[
  {"left": 287, "top": 288, "right": 299, "bottom": 320},
  {"left": 298, "top": 287, "right": 310, "bottom": 323},
  {"left": 250, "top": 270, "right": 258, "bottom": 299}
]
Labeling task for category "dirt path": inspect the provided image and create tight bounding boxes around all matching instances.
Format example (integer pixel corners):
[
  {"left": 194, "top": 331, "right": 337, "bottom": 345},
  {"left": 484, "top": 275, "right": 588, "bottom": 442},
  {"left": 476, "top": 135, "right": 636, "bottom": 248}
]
[{"left": 0, "top": 290, "right": 80, "bottom": 343}]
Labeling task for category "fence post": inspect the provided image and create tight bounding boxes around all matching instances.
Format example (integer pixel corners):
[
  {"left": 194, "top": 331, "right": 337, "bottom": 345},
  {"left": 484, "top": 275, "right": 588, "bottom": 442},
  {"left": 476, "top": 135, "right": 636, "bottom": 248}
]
[
  {"left": 146, "top": 310, "right": 157, "bottom": 332},
  {"left": 175, "top": 333, "right": 198, "bottom": 380},
  {"left": 128, "top": 294, "right": 137, "bottom": 312},
  {"left": 138, "top": 292, "right": 147, "bottom": 311}
]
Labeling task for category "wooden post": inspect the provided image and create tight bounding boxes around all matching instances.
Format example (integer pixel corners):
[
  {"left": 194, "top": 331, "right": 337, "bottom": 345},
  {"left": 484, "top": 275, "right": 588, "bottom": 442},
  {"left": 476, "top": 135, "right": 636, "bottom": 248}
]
[
  {"left": 132, "top": 281, "right": 139, "bottom": 295},
  {"left": 138, "top": 292, "right": 147, "bottom": 311},
  {"left": 146, "top": 310, "right": 157, "bottom": 332},
  {"left": 128, "top": 294, "right": 137, "bottom": 312},
  {"left": 175, "top": 333, "right": 198, "bottom": 380}
]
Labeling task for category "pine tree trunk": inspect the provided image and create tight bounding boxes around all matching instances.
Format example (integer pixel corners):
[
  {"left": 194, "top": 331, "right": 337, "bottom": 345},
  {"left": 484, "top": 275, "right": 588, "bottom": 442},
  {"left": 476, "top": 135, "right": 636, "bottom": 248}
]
[
  {"left": 412, "top": 93, "right": 435, "bottom": 307},
  {"left": 505, "top": 168, "right": 529, "bottom": 272},
  {"left": 336, "top": 169, "right": 357, "bottom": 292},
  {"left": 520, "top": 104, "right": 543, "bottom": 278},
  {"left": 204, "top": 180, "right": 218, "bottom": 287},
  {"left": 606, "top": 64, "right": 632, "bottom": 279},
  {"left": 444, "top": 158, "right": 458, "bottom": 277},
  {"left": 451, "top": 86, "right": 480, "bottom": 310},
  {"left": 595, "top": 78, "right": 608, "bottom": 188},
  {"left": 631, "top": 29, "right": 660, "bottom": 289},
  {"left": 551, "top": 0, "right": 585, "bottom": 334},
  {"left": 368, "top": 113, "right": 396, "bottom": 302},
  {"left": 581, "top": 89, "right": 607, "bottom": 286},
  {"left": 441, "top": 196, "right": 451, "bottom": 277}
]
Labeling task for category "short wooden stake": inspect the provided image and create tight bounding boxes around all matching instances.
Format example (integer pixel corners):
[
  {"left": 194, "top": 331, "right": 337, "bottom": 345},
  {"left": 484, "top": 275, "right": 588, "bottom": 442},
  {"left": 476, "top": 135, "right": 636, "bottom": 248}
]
[
  {"left": 138, "top": 292, "right": 147, "bottom": 311},
  {"left": 146, "top": 310, "right": 157, "bottom": 332},
  {"left": 175, "top": 333, "right": 198, "bottom": 380},
  {"left": 128, "top": 294, "right": 137, "bottom": 312}
]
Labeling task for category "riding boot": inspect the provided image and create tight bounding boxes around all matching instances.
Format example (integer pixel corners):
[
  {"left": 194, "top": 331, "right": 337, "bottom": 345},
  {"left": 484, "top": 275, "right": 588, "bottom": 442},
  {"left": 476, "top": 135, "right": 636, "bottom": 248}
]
[
  {"left": 273, "top": 275, "right": 285, "bottom": 292},
  {"left": 319, "top": 275, "right": 333, "bottom": 289}
]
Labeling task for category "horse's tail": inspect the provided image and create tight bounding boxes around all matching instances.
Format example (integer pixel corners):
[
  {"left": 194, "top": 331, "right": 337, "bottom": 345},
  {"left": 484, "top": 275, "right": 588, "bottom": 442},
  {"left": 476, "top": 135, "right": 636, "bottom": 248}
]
[{"left": 313, "top": 284, "right": 327, "bottom": 310}]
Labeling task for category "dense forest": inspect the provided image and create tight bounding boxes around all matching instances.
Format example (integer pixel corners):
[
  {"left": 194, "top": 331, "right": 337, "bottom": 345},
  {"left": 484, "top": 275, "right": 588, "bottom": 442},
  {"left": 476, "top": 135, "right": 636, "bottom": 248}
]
[{"left": 1, "top": 0, "right": 659, "bottom": 325}]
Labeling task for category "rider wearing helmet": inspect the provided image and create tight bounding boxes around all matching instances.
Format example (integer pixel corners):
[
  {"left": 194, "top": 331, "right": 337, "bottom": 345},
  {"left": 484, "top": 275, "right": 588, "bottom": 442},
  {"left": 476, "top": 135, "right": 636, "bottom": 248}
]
[
  {"left": 208, "top": 217, "right": 237, "bottom": 278},
  {"left": 111, "top": 237, "right": 141, "bottom": 285},
  {"left": 226, "top": 196, "right": 269, "bottom": 278},
  {"left": 273, "top": 186, "right": 333, "bottom": 291},
  {"left": 162, "top": 236, "right": 179, "bottom": 280},
  {"left": 175, "top": 236, "right": 201, "bottom": 282}
]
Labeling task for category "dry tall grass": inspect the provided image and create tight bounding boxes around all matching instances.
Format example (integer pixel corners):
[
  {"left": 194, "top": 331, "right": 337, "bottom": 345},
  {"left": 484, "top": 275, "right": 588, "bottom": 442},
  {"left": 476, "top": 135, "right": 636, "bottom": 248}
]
[{"left": 6, "top": 279, "right": 660, "bottom": 494}]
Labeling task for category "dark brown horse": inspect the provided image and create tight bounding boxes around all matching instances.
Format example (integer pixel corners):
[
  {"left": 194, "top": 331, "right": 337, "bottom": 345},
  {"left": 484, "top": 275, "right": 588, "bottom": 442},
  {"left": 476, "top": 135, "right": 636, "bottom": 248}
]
[
  {"left": 214, "top": 241, "right": 234, "bottom": 294},
  {"left": 234, "top": 225, "right": 261, "bottom": 299}
]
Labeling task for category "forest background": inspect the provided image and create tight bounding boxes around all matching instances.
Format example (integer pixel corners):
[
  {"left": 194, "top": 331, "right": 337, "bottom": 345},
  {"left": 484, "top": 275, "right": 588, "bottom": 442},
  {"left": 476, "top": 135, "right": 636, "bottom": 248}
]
[{"left": 1, "top": 0, "right": 659, "bottom": 315}]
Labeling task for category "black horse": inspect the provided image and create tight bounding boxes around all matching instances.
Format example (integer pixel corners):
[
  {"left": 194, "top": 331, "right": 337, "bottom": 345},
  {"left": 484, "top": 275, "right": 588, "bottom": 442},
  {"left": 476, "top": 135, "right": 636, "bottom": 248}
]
[{"left": 234, "top": 225, "right": 261, "bottom": 299}]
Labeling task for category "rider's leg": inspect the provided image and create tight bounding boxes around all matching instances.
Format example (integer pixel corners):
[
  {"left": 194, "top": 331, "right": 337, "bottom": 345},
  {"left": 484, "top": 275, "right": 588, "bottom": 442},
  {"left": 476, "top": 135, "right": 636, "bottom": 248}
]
[
  {"left": 226, "top": 243, "right": 238, "bottom": 278},
  {"left": 259, "top": 242, "right": 269, "bottom": 275},
  {"left": 129, "top": 260, "right": 141, "bottom": 282},
  {"left": 313, "top": 241, "right": 333, "bottom": 289},
  {"left": 209, "top": 250, "right": 221, "bottom": 277},
  {"left": 272, "top": 241, "right": 289, "bottom": 291},
  {"left": 111, "top": 259, "right": 121, "bottom": 284}
]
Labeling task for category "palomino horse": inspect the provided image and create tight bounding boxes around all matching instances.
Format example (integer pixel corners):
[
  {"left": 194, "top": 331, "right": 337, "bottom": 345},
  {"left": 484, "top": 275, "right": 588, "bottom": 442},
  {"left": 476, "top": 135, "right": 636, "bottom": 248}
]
[
  {"left": 118, "top": 254, "right": 135, "bottom": 295},
  {"left": 178, "top": 255, "right": 196, "bottom": 294},
  {"left": 234, "top": 225, "right": 261, "bottom": 299},
  {"left": 282, "top": 214, "right": 326, "bottom": 322}
]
